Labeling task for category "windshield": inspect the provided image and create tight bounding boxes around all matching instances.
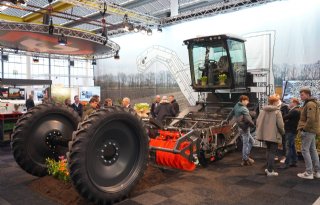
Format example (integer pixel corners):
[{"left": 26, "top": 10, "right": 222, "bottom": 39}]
[{"left": 192, "top": 40, "right": 229, "bottom": 87}]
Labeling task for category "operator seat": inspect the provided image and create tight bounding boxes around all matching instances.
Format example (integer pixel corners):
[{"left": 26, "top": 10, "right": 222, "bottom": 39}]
[{"left": 217, "top": 56, "right": 229, "bottom": 72}]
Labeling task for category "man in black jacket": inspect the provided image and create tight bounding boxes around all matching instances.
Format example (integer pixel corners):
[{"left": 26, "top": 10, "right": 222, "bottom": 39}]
[
  {"left": 72, "top": 95, "right": 83, "bottom": 117},
  {"left": 169, "top": 95, "right": 179, "bottom": 116},
  {"left": 279, "top": 101, "right": 289, "bottom": 162},
  {"left": 154, "top": 96, "right": 176, "bottom": 124},
  {"left": 280, "top": 98, "right": 300, "bottom": 169},
  {"left": 26, "top": 94, "right": 35, "bottom": 110},
  {"left": 150, "top": 95, "right": 160, "bottom": 118}
]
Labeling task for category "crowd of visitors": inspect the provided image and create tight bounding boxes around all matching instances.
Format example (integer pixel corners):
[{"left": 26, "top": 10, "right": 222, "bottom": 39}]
[
  {"left": 64, "top": 94, "right": 179, "bottom": 124},
  {"left": 226, "top": 87, "right": 320, "bottom": 179}
]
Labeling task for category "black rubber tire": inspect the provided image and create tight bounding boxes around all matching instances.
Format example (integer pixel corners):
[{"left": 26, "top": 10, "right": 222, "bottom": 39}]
[
  {"left": 68, "top": 106, "right": 149, "bottom": 205},
  {"left": 11, "top": 103, "right": 80, "bottom": 177}
]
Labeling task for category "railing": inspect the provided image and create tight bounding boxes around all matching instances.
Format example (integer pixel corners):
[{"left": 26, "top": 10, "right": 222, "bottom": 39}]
[{"left": 136, "top": 45, "right": 198, "bottom": 105}]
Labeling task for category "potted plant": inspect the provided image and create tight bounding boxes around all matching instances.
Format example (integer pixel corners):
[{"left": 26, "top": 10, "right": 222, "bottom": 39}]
[
  {"left": 200, "top": 76, "right": 208, "bottom": 86},
  {"left": 46, "top": 156, "right": 70, "bottom": 182},
  {"left": 218, "top": 73, "right": 227, "bottom": 85},
  {"left": 134, "top": 103, "right": 150, "bottom": 118}
]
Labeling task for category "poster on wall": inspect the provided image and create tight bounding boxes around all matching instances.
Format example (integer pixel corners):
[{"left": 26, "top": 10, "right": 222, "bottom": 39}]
[
  {"left": 51, "top": 86, "right": 72, "bottom": 104},
  {"left": 33, "top": 88, "right": 46, "bottom": 102},
  {"left": 282, "top": 80, "right": 320, "bottom": 103},
  {"left": 79, "top": 86, "right": 100, "bottom": 101}
]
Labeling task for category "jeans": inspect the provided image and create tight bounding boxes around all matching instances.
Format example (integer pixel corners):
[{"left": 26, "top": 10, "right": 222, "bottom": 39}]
[
  {"left": 285, "top": 132, "right": 297, "bottom": 165},
  {"left": 266, "top": 141, "right": 278, "bottom": 172},
  {"left": 240, "top": 128, "right": 254, "bottom": 160},
  {"left": 301, "top": 131, "right": 320, "bottom": 174}
]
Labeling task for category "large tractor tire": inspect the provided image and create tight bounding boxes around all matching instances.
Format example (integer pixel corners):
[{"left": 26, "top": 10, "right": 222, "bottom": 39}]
[
  {"left": 11, "top": 103, "right": 80, "bottom": 177},
  {"left": 68, "top": 106, "right": 149, "bottom": 205}
]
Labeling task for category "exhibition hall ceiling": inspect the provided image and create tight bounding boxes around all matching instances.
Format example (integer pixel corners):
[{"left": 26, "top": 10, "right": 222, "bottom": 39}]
[{"left": 0, "top": 0, "right": 281, "bottom": 37}]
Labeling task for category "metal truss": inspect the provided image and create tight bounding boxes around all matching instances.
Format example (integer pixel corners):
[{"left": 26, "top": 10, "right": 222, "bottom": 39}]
[
  {"left": 163, "top": 0, "right": 281, "bottom": 25},
  {"left": 0, "top": 21, "right": 120, "bottom": 59},
  {"left": 62, "top": 0, "right": 160, "bottom": 25}
]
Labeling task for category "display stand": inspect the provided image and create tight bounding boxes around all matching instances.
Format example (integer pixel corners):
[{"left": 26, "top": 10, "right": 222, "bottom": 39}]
[
  {"left": 0, "top": 113, "right": 23, "bottom": 143},
  {"left": 0, "top": 78, "right": 52, "bottom": 144}
]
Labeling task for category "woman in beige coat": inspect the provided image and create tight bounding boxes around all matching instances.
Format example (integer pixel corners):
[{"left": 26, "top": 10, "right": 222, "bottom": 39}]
[{"left": 256, "top": 95, "right": 285, "bottom": 176}]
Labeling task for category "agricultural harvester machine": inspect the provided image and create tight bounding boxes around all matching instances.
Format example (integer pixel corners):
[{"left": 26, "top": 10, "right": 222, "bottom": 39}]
[{"left": 11, "top": 34, "right": 258, "bottom": 204}]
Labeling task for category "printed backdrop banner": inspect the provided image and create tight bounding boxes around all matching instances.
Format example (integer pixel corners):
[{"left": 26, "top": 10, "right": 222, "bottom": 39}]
[{"left": 95, "top": 0, "right": 320, "bottom": 105}]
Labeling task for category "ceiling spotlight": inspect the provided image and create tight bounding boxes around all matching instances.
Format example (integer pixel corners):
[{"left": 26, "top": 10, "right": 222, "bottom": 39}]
[
  {"left": 147, "top": 28, "right": 152, "bottom": 36},
  {"left": 140, "top": 26, "right": 147, "bottom": 34},
  {"left": 103, "top": 39, "right": 108, "bottom": 45},
  {"left": 33, "top": 56, "right": 39, "bottom": 63},
  {"left": 123, "top": 14, "right": 129, "bottom": 31},
  {"left": 9, "top": 0, "right": 28, "bottom": 5},
  {"left": 92, "top": 56, "right": 97, "bottom": 65},
  {"left": 128, "top": 23, "right": 134, "bottom": 32},
  {"left": 114, "top": 50, "right": 120, "bottom": 60},
  {"left": 58, "top": 34, "right": 67, "bottom": 46},
  {"left": 134, "top": 25, "right": 140, "bottom": 33},
  {"left": 157, "top": 25, "right": 162, "bottom": 32},
  {"left": 48, "top": 18, "right": 54, "bottom": 35}
]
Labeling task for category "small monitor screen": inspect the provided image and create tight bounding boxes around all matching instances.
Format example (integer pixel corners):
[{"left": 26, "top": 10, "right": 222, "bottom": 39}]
[
  {"left": 0, "top": 88, "right": 8, "bottom": 99},
  {"left": 8, "top": 87, "right": 25, "bottom": 100}
]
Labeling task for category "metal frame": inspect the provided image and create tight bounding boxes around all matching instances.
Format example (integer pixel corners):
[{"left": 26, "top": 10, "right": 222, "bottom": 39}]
[
  {"left": 0, "top": 21, "right": 120, "bottom": 59},
  {"left": 163, "top": 0, "right": 280, "bottom": 25},
  {"left": 62, "top": 0, "right": 160, "bottom": 25}
]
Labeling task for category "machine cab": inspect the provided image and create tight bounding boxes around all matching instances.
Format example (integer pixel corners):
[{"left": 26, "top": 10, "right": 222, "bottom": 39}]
[{"left": 184, "top": 34, "right": 247, "bottom": 92}]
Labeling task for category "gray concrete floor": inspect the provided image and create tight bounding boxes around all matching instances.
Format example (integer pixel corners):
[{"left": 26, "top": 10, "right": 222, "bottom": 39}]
[{"left": 0, "top": 145, "right": 319, "bottom": 205}]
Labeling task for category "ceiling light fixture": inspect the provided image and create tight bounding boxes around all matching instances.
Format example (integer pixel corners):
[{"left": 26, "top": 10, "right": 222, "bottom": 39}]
[
  {"left": 134, "top": 25, "right": 140, "bottom": 33},
  {"left": 114, "top": 50, "right": 120, "bottom": 60},
  {"left": 48, "top": 18, "right": 54, "bottom": 35},
  {"left": 9, "top": 0, "right": 28, "bottom": 5},
  {"left": 128, "top": 23, "right": 134, "bottom": 32},
  {"left": 58, "top": 33, "right": 67, "bottom": 46},
  {"left": 33, "top": 56, "right": 39, "bottom": 63},
  {"left": 123, "top": 14, "right": 129, "bottom": 31},
  {"left": 92, "top": 56, "right": 97, "bottom": 65},
  {"left": 140, "top": 26, "right": 147, "bottom": 34}
]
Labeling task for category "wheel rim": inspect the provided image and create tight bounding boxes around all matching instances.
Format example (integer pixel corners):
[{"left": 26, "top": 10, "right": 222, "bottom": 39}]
[
  {"left": 87, "top": 119, "right": 141, "bottom": 192},
  {"left": 27, "top": 114, "right": 74, "bottom": 167}
]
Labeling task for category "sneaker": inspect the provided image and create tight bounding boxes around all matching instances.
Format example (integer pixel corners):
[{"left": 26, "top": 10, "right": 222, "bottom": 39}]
[
  {"left": 314, "top": 172, "right": 320, "bottom": 179},
  {"left": 241, "top": 159, "right": 252, "bottom": 166},
  {"left": 297, "top": 172, "right": 314, "bottom": 179},
  {"left": 265, "top": 169, "right": 279, "bottom": 176},
  {"left": 248, "top": 157, "right": 255, "bottom": 164},
  {"left": 280, "top": 157, "right": 286, "bottom": 164}
]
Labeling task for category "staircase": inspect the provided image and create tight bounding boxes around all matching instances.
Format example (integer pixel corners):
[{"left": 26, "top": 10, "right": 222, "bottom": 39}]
[{"left": 136, "top": 45, "right": 198, "bottom": 105}]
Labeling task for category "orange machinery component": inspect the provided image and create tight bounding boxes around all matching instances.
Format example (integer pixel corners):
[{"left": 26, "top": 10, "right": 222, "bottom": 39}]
[{"left": 149, "top": 130, "right": 196, "bottom": 171}]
